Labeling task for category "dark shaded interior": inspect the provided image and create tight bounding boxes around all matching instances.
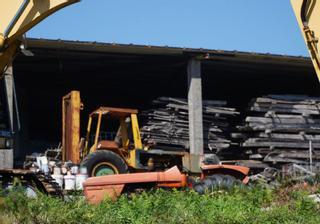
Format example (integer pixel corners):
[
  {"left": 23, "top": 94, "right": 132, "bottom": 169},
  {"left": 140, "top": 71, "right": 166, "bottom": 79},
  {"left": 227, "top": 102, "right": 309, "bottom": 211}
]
[
  {"left": 12, "top": 39, "right": 319, "bottom": 161},
  {"left": 202, "top": 57, "right": 319, "bottom": 108}
]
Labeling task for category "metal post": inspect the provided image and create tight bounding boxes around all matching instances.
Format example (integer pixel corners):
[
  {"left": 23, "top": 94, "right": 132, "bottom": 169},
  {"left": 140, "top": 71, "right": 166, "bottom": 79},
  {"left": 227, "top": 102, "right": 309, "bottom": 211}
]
[
  {"left": 0, "top": 64, "right": 14, "bottom": 169},
  {"left": 4, "top": 65, "right": 14, "bottom": 131},
  {"left": 184, "top": 58, "right": 204, "bottom": 173},
  {"left": 309, "top": 140, "right": 313, "bottom": 173}
]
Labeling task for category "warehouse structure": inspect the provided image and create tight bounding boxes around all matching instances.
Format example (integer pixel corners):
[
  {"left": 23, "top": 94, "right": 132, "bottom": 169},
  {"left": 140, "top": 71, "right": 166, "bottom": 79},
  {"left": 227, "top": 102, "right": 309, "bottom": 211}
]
[{"left": 3, "top": 38, "right": 318, "bottom": 165}]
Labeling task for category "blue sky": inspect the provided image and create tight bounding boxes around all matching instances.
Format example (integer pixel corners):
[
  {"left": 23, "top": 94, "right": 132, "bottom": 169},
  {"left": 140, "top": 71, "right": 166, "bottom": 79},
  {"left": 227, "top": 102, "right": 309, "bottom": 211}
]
[{"left": 28, "top": 0, "right": 309, "bottom": 56}]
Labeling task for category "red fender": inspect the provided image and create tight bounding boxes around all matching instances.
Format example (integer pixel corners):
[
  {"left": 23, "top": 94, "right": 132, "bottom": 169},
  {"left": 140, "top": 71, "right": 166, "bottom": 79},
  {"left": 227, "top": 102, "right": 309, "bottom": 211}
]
[
  {"left": 200, "top": 164, "right": 250, "bottom": 184},
  {"left": 83, "top": 166, "right": 187, "bottom": 204}
]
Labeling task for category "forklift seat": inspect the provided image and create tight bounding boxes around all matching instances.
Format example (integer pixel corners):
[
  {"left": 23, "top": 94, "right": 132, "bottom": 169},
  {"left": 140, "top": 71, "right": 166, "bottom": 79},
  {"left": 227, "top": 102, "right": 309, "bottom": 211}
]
[{"left": 98, "top": 140, "right": 120, "bottom": 150}]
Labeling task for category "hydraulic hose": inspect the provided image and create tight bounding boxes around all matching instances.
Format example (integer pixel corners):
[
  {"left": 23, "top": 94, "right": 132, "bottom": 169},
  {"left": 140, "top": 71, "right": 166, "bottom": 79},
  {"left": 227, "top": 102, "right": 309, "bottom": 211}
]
[
  {"left": 300, "top": 0, "right": 310, "bottom": 26},
  {"left": 4, "top": 0, "right": 30, "bottom": 38}
]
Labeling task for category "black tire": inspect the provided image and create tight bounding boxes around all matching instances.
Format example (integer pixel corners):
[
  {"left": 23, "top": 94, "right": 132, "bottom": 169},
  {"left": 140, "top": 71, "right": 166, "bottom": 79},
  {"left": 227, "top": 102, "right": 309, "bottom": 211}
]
[
  {"left": 221, "top": 175, "right": 237, "bottom": 189},
  {"left": 208, "top": 174, "right": 224, "bottom": 188},
  {"left": 81, "top": 150, "right": 128, "bottom": 177},
  {"left": 193, "top": 182, "right": 206, "bottom": 195},
  {"left": 203, "top": 178, "right": 214, "bottom": 188},
  {"left": 193, "top": 174, "right": 242, "bottom": 194}
]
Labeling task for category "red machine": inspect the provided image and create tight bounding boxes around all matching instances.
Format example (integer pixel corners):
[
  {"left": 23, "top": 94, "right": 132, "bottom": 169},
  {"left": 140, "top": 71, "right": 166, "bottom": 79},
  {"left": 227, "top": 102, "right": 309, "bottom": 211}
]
[{"left": 84, "top": 165, "right": 249, "bottom": 204}]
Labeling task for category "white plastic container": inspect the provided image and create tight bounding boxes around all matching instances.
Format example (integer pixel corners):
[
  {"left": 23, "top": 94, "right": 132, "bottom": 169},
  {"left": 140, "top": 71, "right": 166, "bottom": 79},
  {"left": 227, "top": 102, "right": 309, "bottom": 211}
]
[
  {"left": 71, "top": 166, "right": 79, "bottom": 175},
  {"left": 64, "top": 175, "right": 76, "bottom": 190},
  {"left": 75, "top": 174, "right": 88, "bottom": 190},
  {"left": 51, "top": 174, "right": 63, "bottom": 188},
  {"left": 42, "top": 164, "right": 49, "bottom": 175},
  {"left": 53, "top": 167, "right": 61, "bottom": 175},
  {"left": 36, "top": 156, "right": 48, "bottom": 171},
  {"left": 79, "top": 166, "right": 88, "bottom": 175}
]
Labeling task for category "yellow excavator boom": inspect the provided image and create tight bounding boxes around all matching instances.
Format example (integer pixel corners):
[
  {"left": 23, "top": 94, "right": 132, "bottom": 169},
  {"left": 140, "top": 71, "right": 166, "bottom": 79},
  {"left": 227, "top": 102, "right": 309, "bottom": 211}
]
[
  {"left": 291, "top": 0, "right": 320, "bottom": 82},
  {"left": 0, "top": 0, "right": 79, "bottom": 75}
]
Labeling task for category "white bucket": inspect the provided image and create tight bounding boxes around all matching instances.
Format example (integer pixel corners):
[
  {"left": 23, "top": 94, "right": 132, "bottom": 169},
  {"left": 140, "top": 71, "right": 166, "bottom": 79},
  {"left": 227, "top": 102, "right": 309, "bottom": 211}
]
[
  {"left": 71, "top": 166, "right": 79, "bottom": 175},
  {"left": 42, "top": 164, "right": 49, "bottom": 175},
  {"left": 79, "top": 166, "right": 88, "bottom": 175},
  {"left": 36, "top": 156, "right": 48, "bottom": 171},
  {"left": 75, "top": 174, "right": 88, "bottom": 190},
  {"left": 53, "top": 167, "right": 61, "bottom": 175},
  {"left": 64, "top": 175, "right": 76, "bottom": 190},
  {"left": 51, "top": 174, "right": 63, "bottom": 188}
]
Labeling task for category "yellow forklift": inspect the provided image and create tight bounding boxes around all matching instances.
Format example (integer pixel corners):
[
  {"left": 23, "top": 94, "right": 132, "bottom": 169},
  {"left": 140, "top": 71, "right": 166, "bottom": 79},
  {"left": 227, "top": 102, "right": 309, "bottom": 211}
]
[
  {"left": 62, "top": 91, "right": 244, "bottom": 178},
  {"left": 62, "top": 91, "right": 250, "bottom": 203}
]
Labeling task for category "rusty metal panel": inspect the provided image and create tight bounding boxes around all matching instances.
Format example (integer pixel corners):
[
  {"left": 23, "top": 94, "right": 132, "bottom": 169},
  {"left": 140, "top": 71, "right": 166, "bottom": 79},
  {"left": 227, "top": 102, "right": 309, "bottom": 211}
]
[{"left": 62, "top": 91, "right": 81, "bottom": 164}]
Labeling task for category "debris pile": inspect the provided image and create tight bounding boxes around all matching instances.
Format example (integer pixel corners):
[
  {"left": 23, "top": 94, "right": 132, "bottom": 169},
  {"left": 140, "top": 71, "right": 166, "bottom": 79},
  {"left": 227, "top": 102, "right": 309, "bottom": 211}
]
[
  {"left": 24, "top": 148, "right": 88, "bottom": 191},
  {"left": 140, "top": 97, "right": 239, "bottom": 155},
  {"left": 249, "top": 167, "right": 280, "bottom": 188},
  {"left": 235, "top": 95, "right": 320, "bottom": 167}
]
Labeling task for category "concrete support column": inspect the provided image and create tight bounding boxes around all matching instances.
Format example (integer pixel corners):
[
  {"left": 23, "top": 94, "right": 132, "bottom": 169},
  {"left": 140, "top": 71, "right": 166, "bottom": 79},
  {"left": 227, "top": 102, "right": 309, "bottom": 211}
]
[
  {"left": 1, "top": 65, "right": 14, "bottom": 169},
  {"left": 4, "top": 65, "right": 14, "bottom": 131},
  {"left": 185, "top": 59, "right": 204, "bottom": 172}
]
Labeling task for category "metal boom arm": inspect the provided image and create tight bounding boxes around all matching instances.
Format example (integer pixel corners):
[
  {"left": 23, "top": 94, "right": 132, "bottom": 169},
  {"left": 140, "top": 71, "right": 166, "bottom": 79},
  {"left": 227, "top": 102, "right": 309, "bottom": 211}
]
[
  {"left": 0, "top": 0, "right": 79, "bottom": 76},
  {"left": 291, "top": 0, "right": 320, "bottom": 82}
]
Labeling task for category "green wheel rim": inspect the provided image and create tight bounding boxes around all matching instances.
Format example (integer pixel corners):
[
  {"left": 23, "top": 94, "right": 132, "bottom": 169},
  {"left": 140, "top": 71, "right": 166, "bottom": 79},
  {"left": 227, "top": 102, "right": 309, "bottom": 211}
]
[{"left": 93, "top": 162, "right": 118, "bottom": 176}]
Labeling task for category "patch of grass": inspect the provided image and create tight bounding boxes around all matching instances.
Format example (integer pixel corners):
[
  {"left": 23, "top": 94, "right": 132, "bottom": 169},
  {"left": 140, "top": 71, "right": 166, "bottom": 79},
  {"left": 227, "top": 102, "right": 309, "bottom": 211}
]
[{"left": 0, "top": 186, "right": 319, "bottom": 224}]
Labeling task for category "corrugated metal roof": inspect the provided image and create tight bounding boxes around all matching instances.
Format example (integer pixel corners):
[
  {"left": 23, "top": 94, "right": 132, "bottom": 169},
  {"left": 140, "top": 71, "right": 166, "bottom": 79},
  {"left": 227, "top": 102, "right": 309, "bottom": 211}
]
[{"left": 25, "top": 38, "right": 311, "bottom": 65}]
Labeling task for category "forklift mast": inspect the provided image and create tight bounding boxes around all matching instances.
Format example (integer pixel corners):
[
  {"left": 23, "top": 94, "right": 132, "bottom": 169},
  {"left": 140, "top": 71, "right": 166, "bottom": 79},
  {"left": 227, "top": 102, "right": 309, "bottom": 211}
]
[{"left": 62, "top": 91, "right": 82, "bottom": 164}]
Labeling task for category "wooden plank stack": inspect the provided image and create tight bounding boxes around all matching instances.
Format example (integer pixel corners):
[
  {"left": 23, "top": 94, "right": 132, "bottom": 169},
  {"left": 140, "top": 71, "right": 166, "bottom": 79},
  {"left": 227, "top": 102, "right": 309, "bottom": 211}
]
[
  {"left": 235, "top": 95, "right": 320, "bottom": 165},
  {"left": 140, "top": 97, "right": 239, "bottom": 154}
]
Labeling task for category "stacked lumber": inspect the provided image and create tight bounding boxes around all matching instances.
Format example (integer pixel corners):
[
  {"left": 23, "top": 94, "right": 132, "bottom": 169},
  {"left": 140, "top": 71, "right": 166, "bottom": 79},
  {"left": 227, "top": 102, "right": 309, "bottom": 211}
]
[
  {"left": 236, "top": 95, "right": 320, "bottom": 165},
  {"left": 140, "top": 97, "right": 239, "bottom": 154}
]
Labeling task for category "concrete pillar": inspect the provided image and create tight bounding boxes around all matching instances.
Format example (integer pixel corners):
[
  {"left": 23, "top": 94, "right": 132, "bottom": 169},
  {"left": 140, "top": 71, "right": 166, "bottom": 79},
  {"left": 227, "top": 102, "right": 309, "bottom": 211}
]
[
  {"left": 0, "top": 149, "right": 13, "bottom": 169},
  {"left": 4, "top": 65, "right": 14, "bottom": 131},
  {"left": 184, "top": 59, "right": 204, "bottom": 173},
  {"left": 1, "top": 65, "right": 14, "bottom": 169}
]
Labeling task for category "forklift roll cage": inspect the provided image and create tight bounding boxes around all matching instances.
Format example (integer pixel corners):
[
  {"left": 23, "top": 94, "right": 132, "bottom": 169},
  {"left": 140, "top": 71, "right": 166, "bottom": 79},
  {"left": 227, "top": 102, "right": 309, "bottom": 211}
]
[{"left": 82, "top": 107, "right": 143, "bottom": 169}]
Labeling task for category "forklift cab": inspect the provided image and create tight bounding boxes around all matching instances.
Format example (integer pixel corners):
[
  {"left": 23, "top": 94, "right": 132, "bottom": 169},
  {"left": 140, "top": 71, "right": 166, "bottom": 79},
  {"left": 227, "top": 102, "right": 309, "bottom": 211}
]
[{"left": 82, "top": 107, "right": 143, "bottom": 168}]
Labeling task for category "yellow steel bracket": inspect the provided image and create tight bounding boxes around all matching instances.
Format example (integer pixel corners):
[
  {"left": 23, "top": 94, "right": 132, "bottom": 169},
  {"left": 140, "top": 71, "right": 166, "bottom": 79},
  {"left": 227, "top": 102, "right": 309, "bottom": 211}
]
[
  {"left": 131, "top": 114, "right": 143, "bottom": 150},
  {"left": 92, "top": 112, "right": 103, "bottom": 153},
  {"left": 82, "top": 115, "right": 93, "bottom": 159},
  {"left": 120, "top": 118, "right": 130, "bottom": 148},
  {"left": 0, "top": 0, "right": 79, "bottom": 76},
  {"left": 127, "top": 114, "right": 143, "bottom": 168},
  {"left": 291, "top": 0, "right": 320, "bottom": 82}
]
